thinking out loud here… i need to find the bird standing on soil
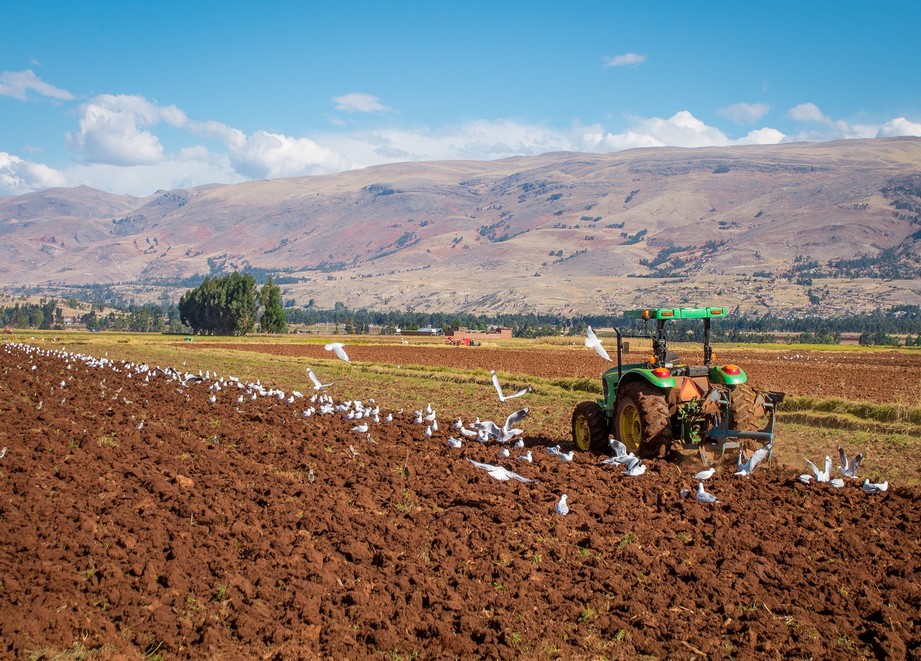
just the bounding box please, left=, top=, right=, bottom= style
left=556, top=494, right=569, bottom=515
left=696, top=482, right=720, bottom=503
left=804, top=455, right=832, bottom=483
left=324, top=342, right=350, bottom=363
left=584, top=326, right=612, bottom=362
left=693, top=467, right=716, bottom=480
left=861, top=479, right=888, bottom=494
left=491, top=370, right=532, bottom=403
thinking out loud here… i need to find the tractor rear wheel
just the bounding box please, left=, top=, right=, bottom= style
left=729, top=383, right=767, bottom=431
left=614, top=381, right=673, bottom=458
left=571, top=401, right=609, bottom=452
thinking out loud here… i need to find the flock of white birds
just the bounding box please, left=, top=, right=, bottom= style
left=1, top=336, right=891, bottom=516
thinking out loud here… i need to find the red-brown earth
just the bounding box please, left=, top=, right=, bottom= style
left=1, top=341, right=919, bottom=659
left=191, top=342, right=921, bottom=405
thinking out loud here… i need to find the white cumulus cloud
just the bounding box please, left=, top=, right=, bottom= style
left=602, top=52, right=647, bottom=68
left=0, top=69, right=73, bottom=101
left=717, top=102, right=769, bottom=125
left=589, top=111, right=734, bottom=150
left=333, top=93, right=392, bottom=113
left=68, top=94, right=187, bottom=166
left=228, top=130, right=350, bottom=179
left=0, top=151, right=70, bottom=195
left=737, top=127, right=786, bottom=145
left=877, top=117, right=921, bottom=137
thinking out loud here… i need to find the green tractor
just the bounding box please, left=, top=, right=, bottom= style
left=571, top=306, right=783, bottom=465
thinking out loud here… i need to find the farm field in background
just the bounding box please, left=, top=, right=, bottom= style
left=11, top=330, right=920, bottom=483
left=1, top=331, right=919, bottom=658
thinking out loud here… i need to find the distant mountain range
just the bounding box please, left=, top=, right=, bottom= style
left=2, top=137, right=920, bottom=316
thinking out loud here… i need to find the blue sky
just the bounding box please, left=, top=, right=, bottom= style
left=2, top=1, right=920, bottom=196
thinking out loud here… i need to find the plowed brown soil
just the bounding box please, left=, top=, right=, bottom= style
left=189, top=342, right=921, bottom=404
left=1, top=341, right=919, bottom=659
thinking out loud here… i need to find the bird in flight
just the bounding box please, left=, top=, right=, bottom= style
left=491, top=370, right=532, bottom=402
left=466, top=458, right=535, bottom=483
left=324, top=342, right=350, bottom=363
left=837, top=445, right=863, bottom=479
left=584, top=326, right=612, bottom=361
left=306, top=367, right=333, bottom=390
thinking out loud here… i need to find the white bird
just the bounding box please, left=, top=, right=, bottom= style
left=499, top=448, right=510, bottom=458
left=466, top=458, right=535, bottom=483
left=516, top=450, right=533, bottom=463
left=557, top=450, right=575, bottom=463
left=861, top=479, right=888, bottom=494
left=324, top=342, right=350, bottom=363
left=307, top=367, right=333, bottom=390
left=609, top=437, right=628, bottom=458
left=830, top=478, right=845, bottom=488
left=208, top=394, right=216, bottom=404
left=491, top=370, right=532, bottom=402
left=351, top=423, right=369, bottom=433
left=584, top=326, right=612, bottom=361
left=623, top=458, right=647, bottom=476
left=693, top=467, right=716, bottom=480
left=446, top=437, right=463, bottom=448
left=679, top=488, right=691, bottom=498
left=513, top=439, right=525, bottom=449
left=696, top=482, right=720, bottom=504
left=504, top=408, right=529, bottom=431
left=797, top=474, right=814, bottom=484
left=735, top=446, right=770, bottom=477
left=556, top=494, right=569, bottom=515
left=837, top=445, right=863, bottom=479
left=805, top=455, right=832, bottom=483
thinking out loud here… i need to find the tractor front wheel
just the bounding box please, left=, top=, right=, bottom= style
left=613, top=381, right=673, bottom=458
left=571, top=401, right=609, bottom=452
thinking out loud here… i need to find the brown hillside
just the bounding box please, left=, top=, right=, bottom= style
left=1, top=139, right=921, bottom=315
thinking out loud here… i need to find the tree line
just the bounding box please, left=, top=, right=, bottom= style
left=5, top=280, right=921, bottom=345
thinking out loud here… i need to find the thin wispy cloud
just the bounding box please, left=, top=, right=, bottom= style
left=332, top=93, right=393, bottom=113
left=602, top=52, right=647, bottom=68
left=717, top=102, right=769, bottom=125
left=0, top=69, right=73, bottom=101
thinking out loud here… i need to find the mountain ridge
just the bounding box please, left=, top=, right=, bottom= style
left=2, top=138, right=921, bottom=316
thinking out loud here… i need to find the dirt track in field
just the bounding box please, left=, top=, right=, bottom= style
left=189, top=342, right=921, bottom=405
left=1, top=341, right=919, bottom=659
